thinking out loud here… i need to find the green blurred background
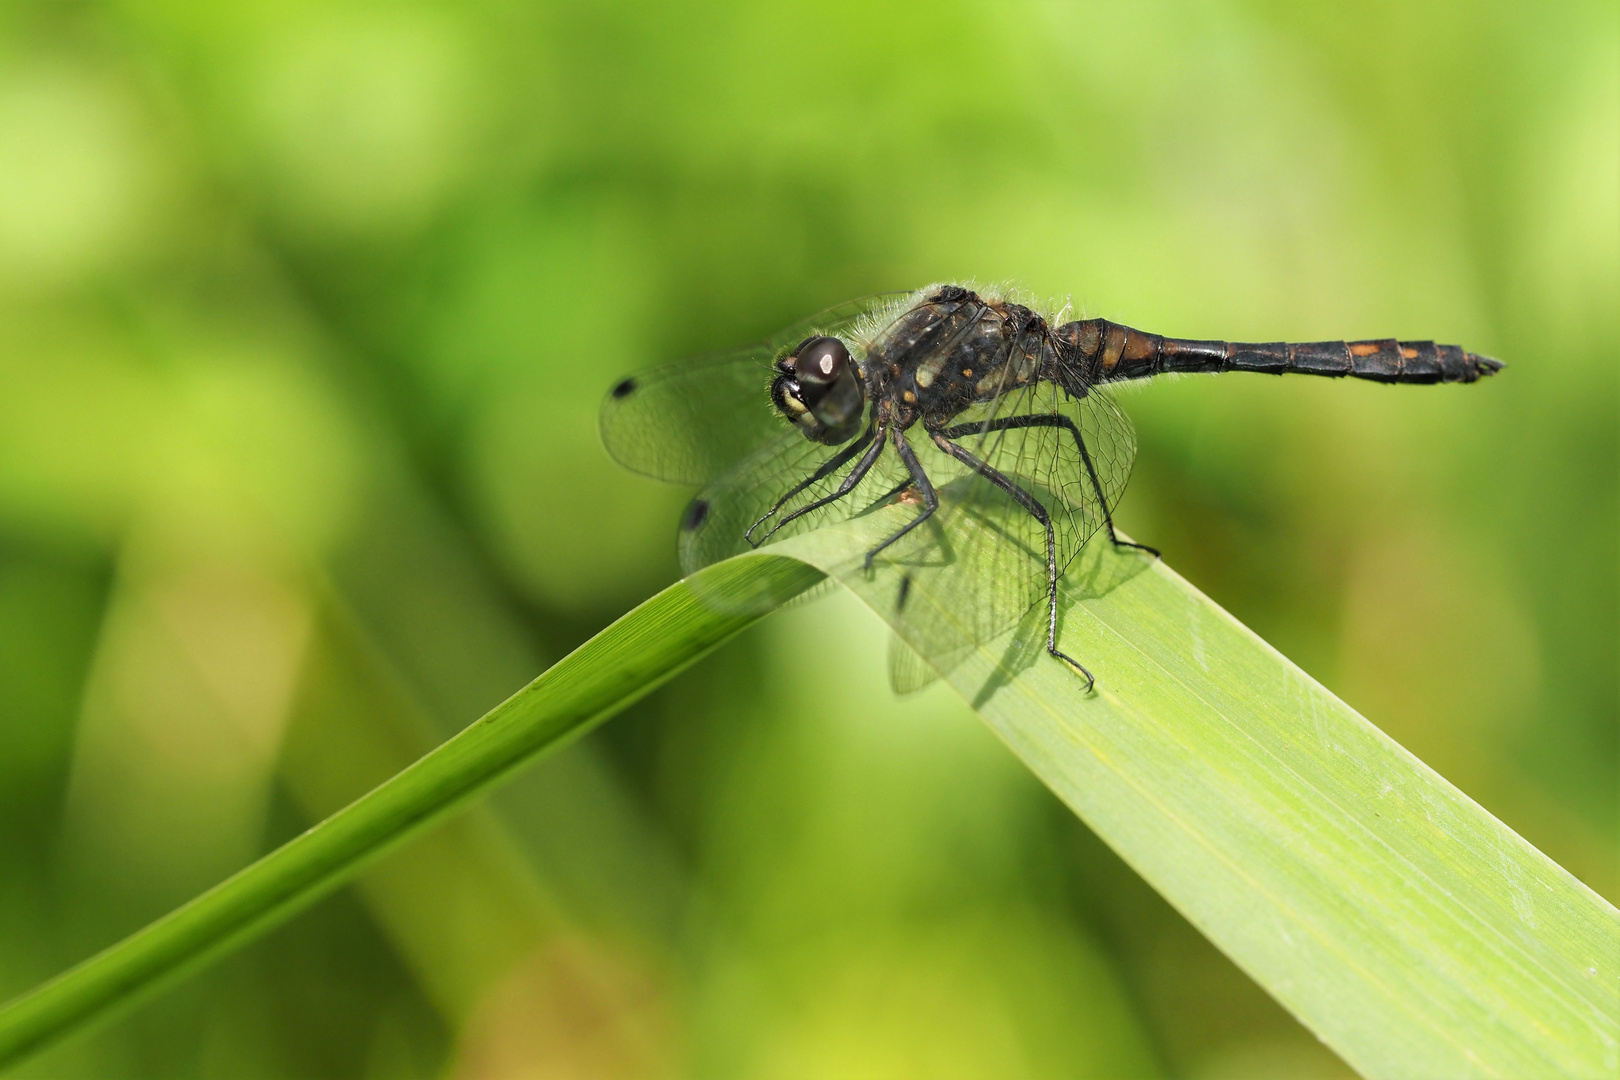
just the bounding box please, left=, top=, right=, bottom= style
left=0, top=1, right=1613, bottom=1077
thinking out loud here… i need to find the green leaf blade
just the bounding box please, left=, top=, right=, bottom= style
left=773, top=514, right=1619, bottom=1080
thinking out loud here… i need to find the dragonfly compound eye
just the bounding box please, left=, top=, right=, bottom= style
left=793, top=336, right=851, bottom=397
left=789, top=336, right=865, bottom=443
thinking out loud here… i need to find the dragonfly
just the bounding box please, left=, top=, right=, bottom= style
left=601, top=284, right=1502, bottom=690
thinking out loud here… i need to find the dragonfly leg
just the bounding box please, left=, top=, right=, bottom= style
left=753, top=423, right=888, bottom=546
left=939, top=413, right=1159, bottom=559
left=746, top=425, right=875, bottom=545
left=862, top=428, right=939, bottom=570
left=931, top=431, right=1096, bottom=692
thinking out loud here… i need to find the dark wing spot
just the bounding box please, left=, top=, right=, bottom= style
left=611, top=378, right=637, bottom=399
left=682, top=498, right=710, bottom=532
left=896, top=573, right=912, bottom=612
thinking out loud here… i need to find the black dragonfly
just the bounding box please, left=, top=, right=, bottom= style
left=601, top=285, right=1502, bottom=690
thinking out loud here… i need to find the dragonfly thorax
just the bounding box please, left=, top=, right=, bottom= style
left=861, top=288, right=1066, bottom=432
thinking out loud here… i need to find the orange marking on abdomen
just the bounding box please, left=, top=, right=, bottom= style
left=1123, top=329, right=1157, bottom=362
left=1100, top=324, right=1127, bottom=371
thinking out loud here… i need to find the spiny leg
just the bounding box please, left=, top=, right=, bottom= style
left=940, top=412, right=1159, bottom=558
left=862, top=428, right=939, bottom=570
left=931, top=431, right=1096, bottom=691
left=753, top=423, right=889, bottom=547
left=746, top=425, right=875, bottom=544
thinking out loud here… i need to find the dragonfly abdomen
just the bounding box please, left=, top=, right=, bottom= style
left=1055, top=319, right=1502, bottom=385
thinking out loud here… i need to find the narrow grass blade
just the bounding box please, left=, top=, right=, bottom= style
left=0, top=556, right=823, bottom=1069
left=774, top=510, right=1619, bottom=1080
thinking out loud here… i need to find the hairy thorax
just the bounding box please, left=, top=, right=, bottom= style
left=860, top=287, right=1066, bottom=432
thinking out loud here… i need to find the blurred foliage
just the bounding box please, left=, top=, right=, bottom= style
left=0, top=0, right=1612, bottom=1077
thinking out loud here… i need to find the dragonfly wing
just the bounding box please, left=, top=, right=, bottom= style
left=679, top=425, right=909, bottom=576
left=600, top=294, right=908, bottom=486
left=941, top=376, right=1137, bottom=573
left=600, top=344, right=780, bottom=486
left=886, top=630, right=942, bottom=695
left=868, top=372, right=1140, bottom=681
left=767, top=292, right=911, bottom=352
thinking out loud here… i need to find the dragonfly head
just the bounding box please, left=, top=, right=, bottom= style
left=771, top=335, right=866, bottom=444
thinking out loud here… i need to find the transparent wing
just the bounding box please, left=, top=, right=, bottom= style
left=868, top=368, right=1139, bottom=684
left=600, top=294, right=905, bottom=486
left=950, top=377, right=1137, bottom=576
left=769, top=293, right=910, bottom=354
left=678, top=424, right=910, bottom=576
left=887, top=631, right=942, bottom=695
